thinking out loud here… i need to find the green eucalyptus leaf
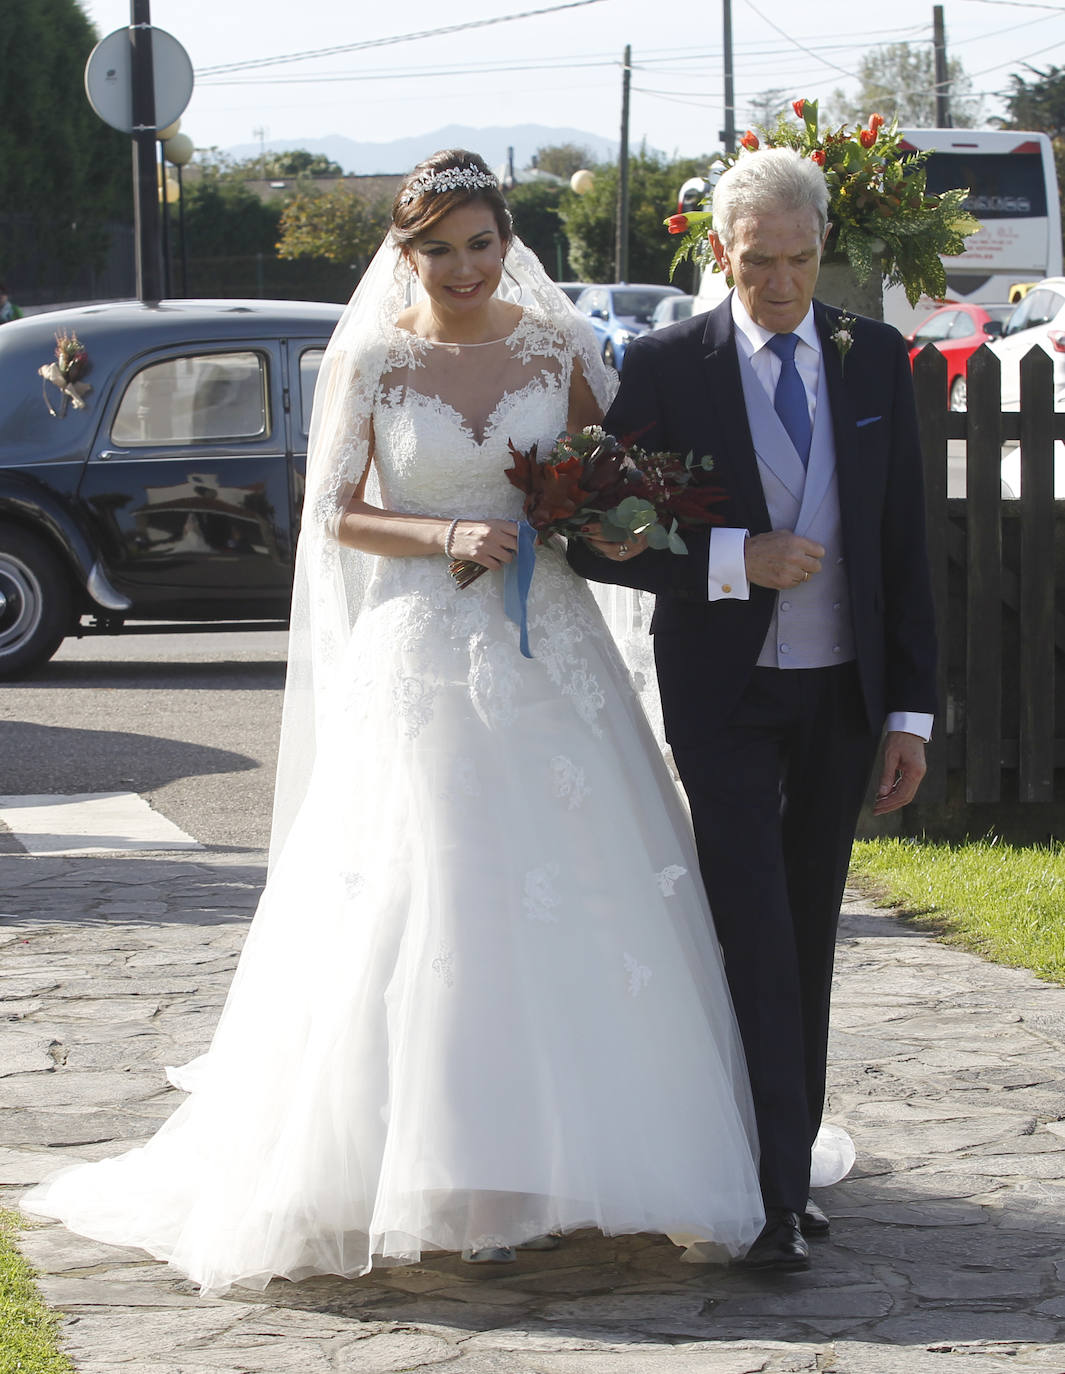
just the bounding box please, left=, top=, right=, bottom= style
left=668, top=529, right=688, bottom=555
left=645, top=523, right=669, bottom=550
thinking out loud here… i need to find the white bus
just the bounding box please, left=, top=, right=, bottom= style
left=885, top=128, right=1063, bottom=334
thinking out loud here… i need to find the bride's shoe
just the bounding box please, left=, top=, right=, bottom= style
left=517, top=1232, right=563, bottom=1251
left=461, top=1243, right=517, bottom=1263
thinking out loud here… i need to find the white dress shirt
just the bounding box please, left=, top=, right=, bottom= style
left=706, top=294, right=932, bottom=741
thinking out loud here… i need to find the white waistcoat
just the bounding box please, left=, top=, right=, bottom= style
left=735, top=343, right=856, bottom=670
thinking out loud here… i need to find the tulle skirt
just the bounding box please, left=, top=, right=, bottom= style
left=23, top=551, right=765, bottom=1293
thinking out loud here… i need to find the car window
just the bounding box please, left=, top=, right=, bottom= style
left=947, top=313, right=978, bottom=340
left=913, top=312, right=956, bottom=344
left=299, top=348, right=325, bottom=436
left=112, top=351, right=268, bottom=447
left=1003, top=295, right=1036, bottom=336
left=611, top=290, right=672, bottom=323
left=1028, top=290, right=1065, bottom=328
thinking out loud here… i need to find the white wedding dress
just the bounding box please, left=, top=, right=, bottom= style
left=23, top=310, right=764, bottom=1294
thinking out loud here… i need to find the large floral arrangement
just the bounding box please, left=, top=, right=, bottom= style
left=665, top=98, right=981, bottom=305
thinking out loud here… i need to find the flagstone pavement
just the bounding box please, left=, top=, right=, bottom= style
left=3, top=847, right=1065, bottom=1374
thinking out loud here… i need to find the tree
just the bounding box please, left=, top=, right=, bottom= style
left=507, top=182, right=570, bottom=279
left=832, top=43, right=983, bottom=129
left=560, top=150, right=709, bottom=285
left=277, top=186, right=390, bottom=266
left=534, top=144, right=596, bottom=179
left=746, top=89, right=792, bottom=134
left=1000, top=64, right=1065, bottom=255
left=0, top=0, right=130, bottom=292
left=192, top=148, right=343, bottom=183
left=1002, top=64, right=1065, bottom=139
left=267, top=150, right=344, bottom=178
left=182, top=181, right=282, bottom=259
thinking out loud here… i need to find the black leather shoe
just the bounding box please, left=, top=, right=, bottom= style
left=801, top=1199, right=830, bottom=1237
left=737, top=1209, right=810, bottom=1269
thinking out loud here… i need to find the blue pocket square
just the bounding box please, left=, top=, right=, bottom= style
left=856, top=416, right=882, bottom=428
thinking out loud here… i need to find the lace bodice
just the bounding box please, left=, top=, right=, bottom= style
left=372, top=310, right=573, bottom=519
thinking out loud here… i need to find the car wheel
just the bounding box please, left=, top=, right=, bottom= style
left=0, top=522, right=73, bottom=678
left=949, top=375, right=967, bottom=411
left=603, top=341, right=617, bottom=370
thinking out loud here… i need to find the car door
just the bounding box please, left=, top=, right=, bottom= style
left=286, top=338, right=330, bottom=543
left=76, top=340, right=295, bottom=616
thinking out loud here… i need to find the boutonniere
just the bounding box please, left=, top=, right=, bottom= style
left=830, top=312, right=857, bottom=373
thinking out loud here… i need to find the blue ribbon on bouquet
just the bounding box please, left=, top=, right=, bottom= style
left=502, top=519, right=537, bottom=659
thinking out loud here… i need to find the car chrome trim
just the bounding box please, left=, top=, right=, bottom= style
left=86, top=563, right=132, bottom=612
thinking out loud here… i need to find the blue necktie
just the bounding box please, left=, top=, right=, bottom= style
left=766, top=332, right=811, bottom=468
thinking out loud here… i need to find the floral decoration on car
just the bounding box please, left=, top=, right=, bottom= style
left=39, top=331, right=92, bottom=418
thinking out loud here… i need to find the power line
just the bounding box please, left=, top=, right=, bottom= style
left=962, top=0, right=1064, bottom=10
left=195, top=0, right=606, bottom=77
left=740, top=0, right=863, bottom=81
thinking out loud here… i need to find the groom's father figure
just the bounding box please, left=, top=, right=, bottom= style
left=569, top=147, right=937, bottom=1268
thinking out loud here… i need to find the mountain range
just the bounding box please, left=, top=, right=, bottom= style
left=225, top=124, right=618, bottom=175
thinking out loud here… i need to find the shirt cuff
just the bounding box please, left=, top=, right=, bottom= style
left=708, top=527, right=750, bottom=601
left=885, top=711, right=933, bottom=741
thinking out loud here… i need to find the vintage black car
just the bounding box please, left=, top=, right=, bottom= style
left=0, top=299, right=344, bottom=676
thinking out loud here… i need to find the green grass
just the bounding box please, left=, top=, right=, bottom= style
left=850, top=836, right=1065, bottom=985
left=0, top=1208, right=73, bottom=1374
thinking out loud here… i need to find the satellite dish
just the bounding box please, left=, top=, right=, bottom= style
left=85, top=27, right=194, bottom=136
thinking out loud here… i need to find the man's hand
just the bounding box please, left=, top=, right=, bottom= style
left=579, top=521, right=649, bottom=563
left=745, top=531, right=825, bottom=590
left=873, top=731, right=927, bottom=816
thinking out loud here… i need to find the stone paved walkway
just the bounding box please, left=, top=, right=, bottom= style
left=3, top=847, right=1065, bottom=1374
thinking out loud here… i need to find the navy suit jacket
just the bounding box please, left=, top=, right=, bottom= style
left=568, top=294, right=938, bottom=743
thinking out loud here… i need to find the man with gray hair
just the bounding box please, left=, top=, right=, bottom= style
left=569, top=146, right=936, bottom=1269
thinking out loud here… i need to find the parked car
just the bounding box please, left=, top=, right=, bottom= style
left=574, top=283, right=684, bottom=369
left=0, top=298, right=343, bottom=677
left=986, top=277, right=1065, bottom=496
left=906, top=301, right=1014, bottom=411
left=650, top=294, right=703, bottom=329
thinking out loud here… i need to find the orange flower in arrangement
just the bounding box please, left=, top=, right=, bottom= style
left=792, top=98, right=806, bottom=120
left=810, top=150, right=826, bottom=167
left=666, top=213, right=690, bottom=235
left=740, top=130, right=759, bottom=151
left=870, top=112, right=885, bottom=132
left=859, top=128, right=877, bottom=149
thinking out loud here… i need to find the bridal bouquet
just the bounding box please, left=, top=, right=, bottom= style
left=447, top=425, right=725, bottom=589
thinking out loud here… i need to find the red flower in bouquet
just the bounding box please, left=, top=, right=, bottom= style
left=666, top=213, right=690, bottom=235
left=740, top=130, right=759, bottom=151
left=447, top=427, right=725, bottom=589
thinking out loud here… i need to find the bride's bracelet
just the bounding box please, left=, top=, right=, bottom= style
left=443, top=517, right=461, bottom=559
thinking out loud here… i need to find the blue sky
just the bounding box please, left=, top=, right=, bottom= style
left=80, top=0, right=1065, bottom=161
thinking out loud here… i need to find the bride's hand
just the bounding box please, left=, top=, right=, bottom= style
left=448, top=519, right=519, bottom=571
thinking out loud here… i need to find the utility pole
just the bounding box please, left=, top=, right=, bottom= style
left=720, top=0, right=736, bottom=154
left=933, top=4, right=951, bottom=128
left=616, top=44, right=631, bottom=284
left=130, top=0, right=163, bottom=302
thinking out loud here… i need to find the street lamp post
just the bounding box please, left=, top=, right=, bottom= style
left=164, top=131, right=194, bottom=297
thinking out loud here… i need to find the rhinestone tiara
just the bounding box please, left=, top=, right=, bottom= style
left=398, top=166, right=499, bottom=205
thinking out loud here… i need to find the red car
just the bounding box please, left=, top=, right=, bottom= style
left=906, top=301, right=1015, bottom=410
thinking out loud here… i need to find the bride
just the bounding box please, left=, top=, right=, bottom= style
left=23, top=150, right=765, bottom=1294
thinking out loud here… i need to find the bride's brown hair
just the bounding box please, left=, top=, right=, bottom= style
left=391, top=149, right=512, bottom=249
